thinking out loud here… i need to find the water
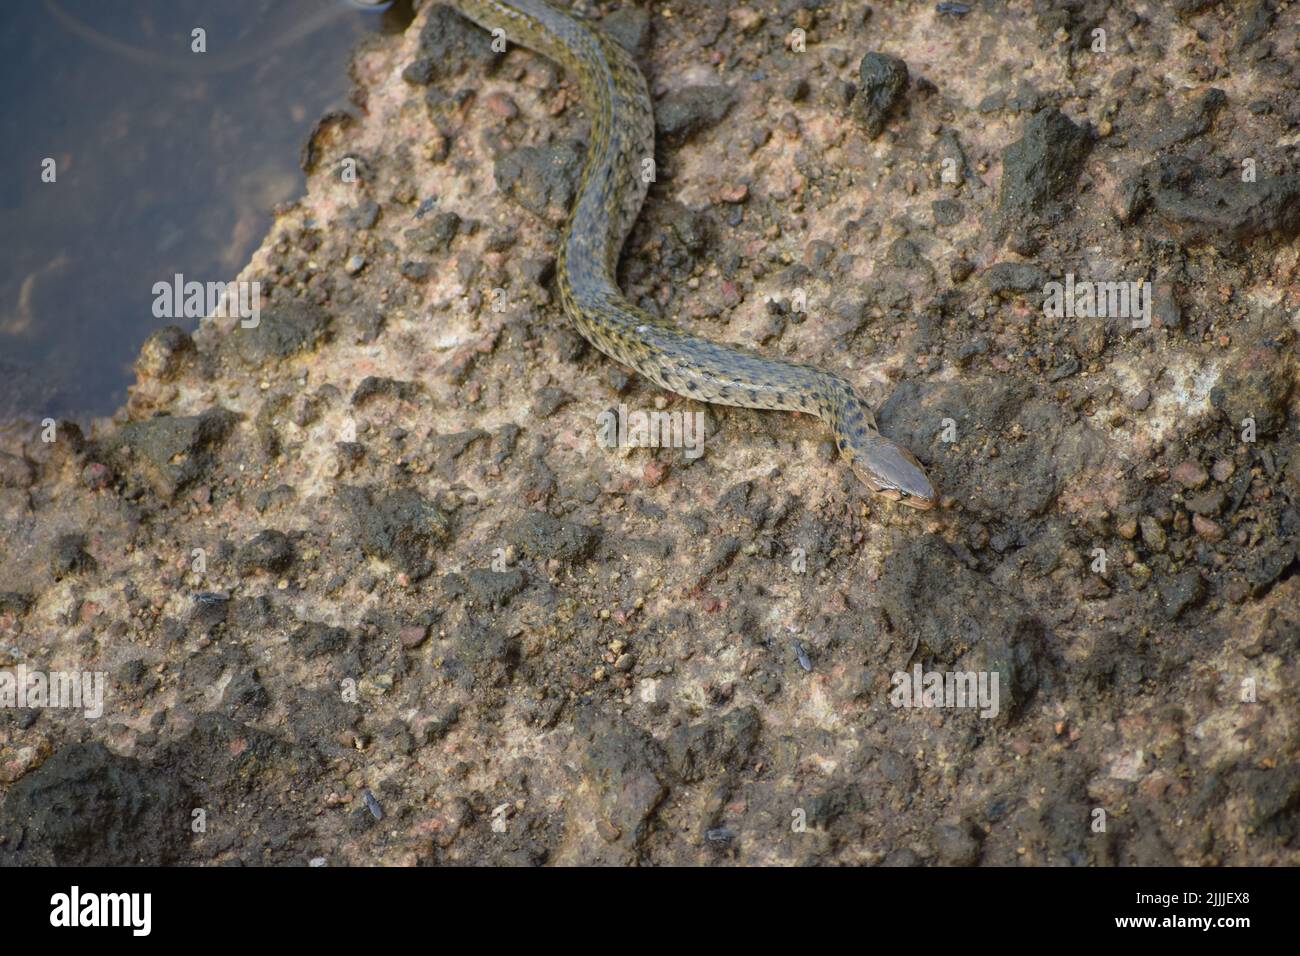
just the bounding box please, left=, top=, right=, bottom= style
left=0, top=0, right=413, bottom=423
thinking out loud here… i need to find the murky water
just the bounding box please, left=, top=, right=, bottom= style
left=0, top=0, right=412, bottom=422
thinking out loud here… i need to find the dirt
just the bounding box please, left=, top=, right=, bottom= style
left=1, top=0, right=1298, bottom=866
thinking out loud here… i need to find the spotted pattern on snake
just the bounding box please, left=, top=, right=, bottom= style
left=447, top=0, right=938, bottom=509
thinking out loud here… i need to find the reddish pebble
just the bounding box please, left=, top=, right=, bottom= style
left=484, top=92, right=519, bottom=119
left=643, top=459, right=669, bottom=486
left=1171, top=459, right=1208, bottom=489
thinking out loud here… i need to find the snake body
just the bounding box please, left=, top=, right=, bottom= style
left=448, top=0, right=937, bottom=509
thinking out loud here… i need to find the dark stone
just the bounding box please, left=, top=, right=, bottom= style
left=106, top=407, right=238, bottom=501
left=494, top=140, right=586, bottom=224
left=51, top=534, right=96, bottom=579
left=984, top=262, right=1047, bottom=296
left=998, top=108, right=1092, bottom=220
left=512, top=512, right=599, bottom=564
left=442, top=568, right=527, bottom=609
left=339, top=486, right=451, bottom=580
left=878, top=535, right=1045, bottom=722
left=0, top=742, right=193, bottom=865
left=351, top=376, right=422, bottom=406
left=932, top=198, right=964, bottom=225
left=1123, top=156, right=1300, bottom=250
left=235, top=530, right=295, bottom=577
left=1157, top=570, right=1206, bottom=619
left=663, top=706, right=761, bottom=783
left=290, top=621, right=352, bottom=659
left=655, top=85, right=737, bottom=140
left=233, top=300, right=331, bottom=367
left=853, top=52, right=909, bottom=139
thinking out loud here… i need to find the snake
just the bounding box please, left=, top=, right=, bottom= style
left=447, top=0, right=938, bottom=509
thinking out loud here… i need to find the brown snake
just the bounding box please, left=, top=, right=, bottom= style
left=449, top=0, right=938, bottom=509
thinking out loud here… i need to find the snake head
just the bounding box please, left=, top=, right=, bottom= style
left=843, top=431, right=938, bottom=510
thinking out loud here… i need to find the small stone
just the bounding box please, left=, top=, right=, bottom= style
left=345, top=255, right=366, bottom=275
left=1139, top=516, right=1166, bottom=552
left=1127, top=388, right=1151, bottom=411
left=1116, top=517, right=1138, bottom=540
left=1192, top=514, right=1224, bottom=543
left=1171, top=459, right=1209, bottom=489
left=1211, top=459, right=1235, bottom=483
left=643, top=460, right=669, bottom=487
left=1184, top=489, right=1226, bottom=516
left=399, top=625, right=430, bottom=649
left=484, top=92, right=519, bottom=119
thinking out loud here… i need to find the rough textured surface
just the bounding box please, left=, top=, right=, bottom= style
left=1, top=1, right=1298, bottom=866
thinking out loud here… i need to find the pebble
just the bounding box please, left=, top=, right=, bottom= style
left=1192, top=514, right=1224, bottom=543
left=1171, top=459, right=1209, bottom=489
left=1139, top=516, right=1166, bottom=552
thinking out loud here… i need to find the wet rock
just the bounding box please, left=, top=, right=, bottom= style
left=106, top=407, right=238, bottom=502
left=998, top=108, right=1091, bottom=220
left=299, top=110, right=354, bottom=173
left=852, top=52, right=909, bottom=139
left=235, top=529, right=295, bottom=576
left=233, top=300, right=331, bottom=367
left=0, top=742, right=193, bottom=865
left=494, top=140, right=586, bottom=225
left=512, top=512, right=598, bottom=564
left=1209, top=334, right=1294, bottom=437
left=655, top=85, right=736, bottom=141
left=1123, top=157, right=1300, bottom=249
left=339, top=486, right=451, bottom=580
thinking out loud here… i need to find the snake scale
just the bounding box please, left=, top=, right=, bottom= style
left=448, top=0, right=938, bottom=509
